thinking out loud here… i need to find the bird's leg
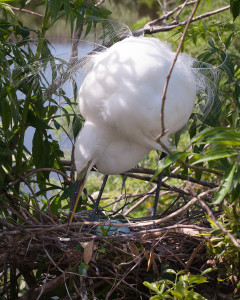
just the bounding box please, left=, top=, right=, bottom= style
left=90, top=175, right=109, bottom=221
left=68, top=177, right=86, bottom=224
left=152, top=152, right=167, bottom=219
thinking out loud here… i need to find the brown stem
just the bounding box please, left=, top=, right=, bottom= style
left=156, top=0, right=200, bottom=142
left=10, top=6, right=44, bottom=17
left=133, top=5, right=230, bottom=35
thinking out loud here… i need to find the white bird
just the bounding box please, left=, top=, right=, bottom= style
left=69, top=36, right=197, bottom=223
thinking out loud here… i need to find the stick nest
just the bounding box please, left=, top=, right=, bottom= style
left=1, top=178, right=219, bottom=300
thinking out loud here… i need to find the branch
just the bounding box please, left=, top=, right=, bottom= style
left=128, top=167, right=218, bottom=188
left=18, top=273, right=70, bottom=300
left=10, top=6, right=44, bottom=17
left=17, top=187, right=216, bottom=231
left=147, top=0, right=197, bottom=27
left=133, top=5, right=230, bottom=35
left=196, top=195, right=240, bottom=248
left=95, top=0, right=105, bottom=6
left=156, top=0, right=200, bottom=142
left=9, top=168, right=71, bottom=187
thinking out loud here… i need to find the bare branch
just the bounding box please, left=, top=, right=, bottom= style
left=19, top=273, right=70, bottom=300
left=156, top=0, right=200, bottom=142
left=95, top=0, right=105, bottom=7
left=133, top=5, right=230, bottom=35
left=10, top=6, right=44, bottom=17
left=146, top=0, right=196, bottom=27
left=157, top=0, right=168, bottom=13
left=196, top=195, right=240, bottom=248
left=9, top=168, right=71, bottom=186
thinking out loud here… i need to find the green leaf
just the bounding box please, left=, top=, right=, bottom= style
left=214, top=162, right=237, bottom=204
left=78, top=261, right=89, bottom=276
left=200, top=268, right=214, bottom=276
left=230, top=0, right=240, bottom=20
left=183, top=275, right=208, bottom=285
left=153, top=152, right=188, bottom=180
left=1, top=98, right=11, bottom=132
left=59, top=183, right=76, bottom=202
left=49, top=0, right=62, bottom=22
left=27, top=110, right=52, bottom=130
left=192, top=150, right=238, bottom=165
left=190, top=127, right=226, bottom=144
left=165, top=269, right=177, bottom=275
left=63, top=0, right=71, bottom=23
left=175, top=280, right=185, bottom=296
left=191, top=128, right=240, bottom=146
left=0, top=2, right=14, bottom=17
left=170, top=290, right=183, bottom=299
left=32, top=129, right=44, bottom=168
left=72, top=115, right=82, bottom=140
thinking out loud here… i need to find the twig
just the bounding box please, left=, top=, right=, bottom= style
left=18, top=273, right=69, bottom=300
left=123, top=186, right=157, bottom=216
left=106, top=253, right=145, bottom=299
left=124, top=172, right=191, bottom=197
left=158, top=0, right=168, bottom=13
left=10, top=6, right=44, bottom=17
left=128, top=167, right=218, bottom=188
left=156, top=0, right=200, bottom=142
left=175, top=0, right=189, bottom=20
left=133, top=5, right=230, bottom=35
left=196, top=196, right=240, bottom=248
left=20, top=176, right=43, bottom=222
left=149, top=0, right=196, bottom=26
left=95, top=0, right=105, bottom=6
left=9, top=168, right=71, bottom=186
left=3, top=191, right=56, bottom=225
left=185, top=240, right=205, bottom=271
left=20, top=187, right=216, bottom=230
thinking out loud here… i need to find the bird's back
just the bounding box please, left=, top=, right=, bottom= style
left=79, top=36, right=196, bottom=150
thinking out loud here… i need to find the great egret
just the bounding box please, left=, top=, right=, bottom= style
left=69, top=35, right=198, bottom=224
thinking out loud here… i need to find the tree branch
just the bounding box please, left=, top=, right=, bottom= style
left=10, top=6, right=44, bottom=17
left=156, top=0, right=200, bottom=142
left=18, top=273, right=70, bottom=300
left=133, top=5, right=230, bottom=35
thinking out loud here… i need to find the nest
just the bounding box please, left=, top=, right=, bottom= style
left=1, top=166, right=230, bottom=299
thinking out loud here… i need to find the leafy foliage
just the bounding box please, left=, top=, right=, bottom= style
left=0, top=0, right=240, bottom=299
left=144, top=269, right=208, bottom=300
left=230, top=0, right=240, bottom=20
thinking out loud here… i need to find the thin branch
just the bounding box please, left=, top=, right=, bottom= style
left=157, top=0, right=168, bottom=13
left=17, top=187, right=216, bottom=231
left=133, top=5, right=230, bottom=35
left=19, top=273, right=69, bottom=300
left=10, top=6, right=44, bottom=17
left=128, top=168, right=218, bottom=188
left=95, top=0, right=106, bottom=6
left=123, top=186, right=157, bottom=216
left=20, top=176, right=43, bottom=222
left=175, top=0, right=189, bottom=20
left=196, top=195, right=240, bottom=248
left=185, top=240, right=205, bottom=271
left=147, top=0, right=196, bottom=27
left=9, top=168, right=71, bottom=186
left=156, top=0, right=200, bottom=142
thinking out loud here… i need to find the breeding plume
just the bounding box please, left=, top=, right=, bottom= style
left=69, top=35, right=197, bottom=222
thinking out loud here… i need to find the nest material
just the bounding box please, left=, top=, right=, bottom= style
left=1, top=166, right=230, bottom=299
left=0, top=201, right=212, bottom=299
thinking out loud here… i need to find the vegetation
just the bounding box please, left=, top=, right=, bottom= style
left=0, top=0, right=240, bottom=299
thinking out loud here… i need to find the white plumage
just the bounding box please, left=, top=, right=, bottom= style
left=74, top=36, right=196, bottom=177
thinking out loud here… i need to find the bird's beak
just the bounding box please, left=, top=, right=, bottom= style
left=68, top=160, right=92, bottom=225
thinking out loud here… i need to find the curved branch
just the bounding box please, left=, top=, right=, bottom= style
left=9, top=168, right=71, bottom=187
